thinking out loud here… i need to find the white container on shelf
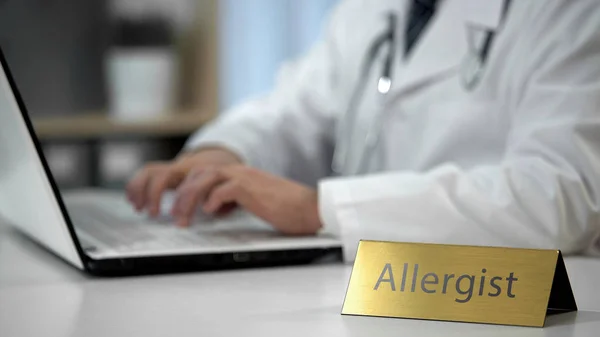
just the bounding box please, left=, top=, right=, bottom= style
left=106, top=48, right=177, bottom=122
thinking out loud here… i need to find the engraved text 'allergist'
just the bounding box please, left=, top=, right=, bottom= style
left=373, top=263, right=518, bottom=303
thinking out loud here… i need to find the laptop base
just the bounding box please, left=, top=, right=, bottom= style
left=84, top=247, right=343, bottom=276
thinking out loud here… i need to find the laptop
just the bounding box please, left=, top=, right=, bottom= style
left=0, top=48, right=343, bottom=276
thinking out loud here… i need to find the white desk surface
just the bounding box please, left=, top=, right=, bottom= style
left=1, top=222, right=600, bottom=337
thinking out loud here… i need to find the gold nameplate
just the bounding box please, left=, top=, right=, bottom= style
left=341, top=241, right=577, bottom=327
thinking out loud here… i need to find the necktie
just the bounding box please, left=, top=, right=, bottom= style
left=404, top=0, right=439, bottom=56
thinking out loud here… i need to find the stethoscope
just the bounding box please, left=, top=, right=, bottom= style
left=332, top=0, right=512, bottom=175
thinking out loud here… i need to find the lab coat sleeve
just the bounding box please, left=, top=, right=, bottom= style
left=183, top=0, right=360, bottom=187
left=320, top=2, right=600, bottom=262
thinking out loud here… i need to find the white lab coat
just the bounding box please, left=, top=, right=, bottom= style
left=186, top=0, right=600, bottom=262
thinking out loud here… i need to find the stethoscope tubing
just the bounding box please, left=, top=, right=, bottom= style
left=332, top=0, right=512, bottom=175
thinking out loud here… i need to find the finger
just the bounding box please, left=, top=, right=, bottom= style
left=126, top=169, right=151, bottom=211
left=147, top=172, right=181, bottom=217
left=203, top=181, right=239, bottom=215
left=181, top=166, right=206, bottom=184
left=171, top=171, right=227, bottom=226
left=173, top=170, right=219, bottom=216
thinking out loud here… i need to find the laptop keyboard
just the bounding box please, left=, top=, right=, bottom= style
left=67, top=201, right=246, bottom=251
left=59, top=191, right=341, bottom=258
left=69, top=206, right=158, bottom=248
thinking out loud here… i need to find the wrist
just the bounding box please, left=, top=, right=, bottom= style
left=178, top=146, right=231, bottom=161
left=177, top=146, right=242, bottom=166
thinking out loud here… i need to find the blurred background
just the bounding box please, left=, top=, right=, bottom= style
left=0, top=0, right=338, bottom=190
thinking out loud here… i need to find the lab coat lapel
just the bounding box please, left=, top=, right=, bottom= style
left=390, top=0, right=504, bottom=97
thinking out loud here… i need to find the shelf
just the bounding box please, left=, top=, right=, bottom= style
left=32, top=111, right=215, bottom=140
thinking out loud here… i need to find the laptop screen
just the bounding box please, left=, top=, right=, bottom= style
left=0, top=48, right=85, bottom=269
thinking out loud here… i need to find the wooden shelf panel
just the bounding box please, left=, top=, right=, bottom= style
left=32, top=112, right=215, bottom=140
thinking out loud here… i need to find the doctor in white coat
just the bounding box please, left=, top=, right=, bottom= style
left=127, top=0, right=600, bottom=262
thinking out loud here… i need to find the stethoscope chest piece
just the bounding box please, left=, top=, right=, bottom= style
left=460, top=52, right=483, bottom=91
